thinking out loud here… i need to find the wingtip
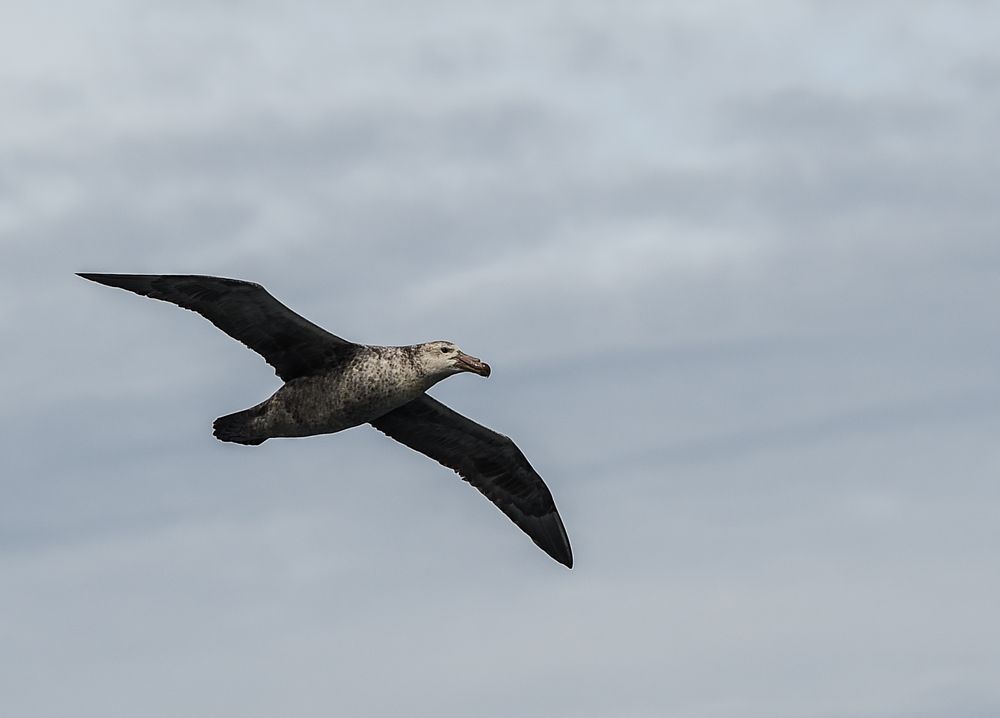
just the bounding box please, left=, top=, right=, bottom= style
left=550, top=544, right=574, bottom=569
left=77, top=272, right=115, bottom=285
left=534, top=514, right=573, bottom=568
left=76, top=273, right=159, bottom=296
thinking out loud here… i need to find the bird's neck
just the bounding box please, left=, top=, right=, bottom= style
left=366, top=345, right=442, bottom=394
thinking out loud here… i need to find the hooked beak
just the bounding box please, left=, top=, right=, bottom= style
left=455, top=352, right=491, bottom=377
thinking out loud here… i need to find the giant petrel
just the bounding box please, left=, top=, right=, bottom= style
left=78, top=273, right=573, bottom=567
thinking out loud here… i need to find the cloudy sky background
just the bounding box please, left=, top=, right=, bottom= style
left=3, top=1, right=1000, bottom=716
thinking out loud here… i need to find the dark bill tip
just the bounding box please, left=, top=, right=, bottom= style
left=456, top=353, right=491, bottom=377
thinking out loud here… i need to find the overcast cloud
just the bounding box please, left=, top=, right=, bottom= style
left=3, top=2, right=1000, bottom=717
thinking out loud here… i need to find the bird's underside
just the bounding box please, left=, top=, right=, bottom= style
left=78, top=273, right=573, bottom=568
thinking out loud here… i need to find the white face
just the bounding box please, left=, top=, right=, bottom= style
left=417, top=340, right=463, bottom=377
left=415, top=341, right=491, bottom=379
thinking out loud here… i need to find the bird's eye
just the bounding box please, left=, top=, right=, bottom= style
left=440, top=347, right=450, bottom=353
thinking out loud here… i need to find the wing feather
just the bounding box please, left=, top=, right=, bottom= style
left=79, top=273, right=357, bottom=380
left=371, top=394, right=573, bottom=567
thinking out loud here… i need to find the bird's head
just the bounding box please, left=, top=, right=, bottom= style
left=415, top=341, right=491, bottom=379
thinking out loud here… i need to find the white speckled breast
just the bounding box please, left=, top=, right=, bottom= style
left=249, top=345, right=437, bottom=439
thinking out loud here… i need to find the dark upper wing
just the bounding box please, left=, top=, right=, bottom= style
left=371, top=394, right=573, bottom=568
left=78, top=273, right=358, bottom=381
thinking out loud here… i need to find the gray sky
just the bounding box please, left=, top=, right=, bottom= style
left=3, top=1, right=1000, bottom=716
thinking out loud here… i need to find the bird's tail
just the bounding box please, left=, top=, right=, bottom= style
left=213, top=404, right=268, bottom=445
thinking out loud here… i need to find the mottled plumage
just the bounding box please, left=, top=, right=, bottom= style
left=78, top=273, right=573, bottom=567
left=214, top=345, right=446, bottom=444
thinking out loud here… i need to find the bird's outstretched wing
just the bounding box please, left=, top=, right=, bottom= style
left=78, top=273, right=359, bottom=381
left=371, top=394, right=573, bottom=567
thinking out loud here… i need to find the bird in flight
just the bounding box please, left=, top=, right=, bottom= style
left=78, top=273, right=572, bottom=567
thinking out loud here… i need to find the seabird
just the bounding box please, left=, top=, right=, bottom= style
left=78, top=273, right=573, bottom=567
